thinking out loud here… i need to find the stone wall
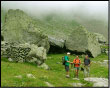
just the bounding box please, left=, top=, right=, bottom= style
left=1, top=41, right=47, bottom=65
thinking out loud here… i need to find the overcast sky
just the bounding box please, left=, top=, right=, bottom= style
left=1, top=1, right=108, bottom=21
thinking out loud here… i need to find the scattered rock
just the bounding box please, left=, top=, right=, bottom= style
left=103, top=60, right=108, bottom=62
left=72, top=78, right=80, bottom=80
left=38, top=63, right=49, bottom=70
left=8, top=58, right=13, bottom=62
left=84, top=77, right=108, bottom=87
left=105, top=50, right=108, bottom=55
left=92, top=61, right=96, bottom=63
left=15, top=75, right=22, bottom=79
left=93, top=82, right=108, bottom=87
left=45, top=82, right=54, bottom=87
left=99, top=60, right=108, bottom=67
left=94, top=33, right=107, bottom=44
left=27, top=74, right=36, bottom=79
left=92, top=60, right=108, bottom=67
left=48, top=57, right=52, bottom=59
left=68, top=83, right=83, bottom=87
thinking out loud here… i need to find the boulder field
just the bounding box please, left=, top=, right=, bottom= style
left=1, top=9, right=107, bottom=61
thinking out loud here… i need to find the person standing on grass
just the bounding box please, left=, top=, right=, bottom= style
left=71, top=56, right=81, bottom=78
left=64, top=52, right=71, bottom=78
left=84, top=55, right=91, bottom=77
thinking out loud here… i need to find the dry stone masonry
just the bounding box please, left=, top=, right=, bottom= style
left=1, top=41, right=47, bottom=65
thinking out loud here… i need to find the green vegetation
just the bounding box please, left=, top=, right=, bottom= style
left=90, top=53, right=108, bottom=62
left=1, top=53, right=108, bottom=87
left=101, top=44, right=108, bottom=50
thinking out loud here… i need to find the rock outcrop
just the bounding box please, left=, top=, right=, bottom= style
left=84, top=77, right=108, bottom=87
left=65, top=26, right=101, bottom=57
left=94, top=33, right=107, bottom=44
left=1, top=9, right=50, bottom=52
left=48, top=36, right=65, bottom=48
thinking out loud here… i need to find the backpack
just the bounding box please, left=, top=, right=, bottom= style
left=62, top=56, right=65, bottom=65
left=74, top=59, right=81, bottom=67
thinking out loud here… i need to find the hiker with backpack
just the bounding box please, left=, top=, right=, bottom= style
left=84, top=55, right=91, bottom=77
left=71, top=56, right=81, bottom=78
left=62, top=52, right=71, bottom=78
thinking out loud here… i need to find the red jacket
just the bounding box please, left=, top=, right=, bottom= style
left=73, top=59, right=81, bottom=67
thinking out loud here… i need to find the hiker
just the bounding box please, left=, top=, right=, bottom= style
left=84, top=55, right=91, bottom=77
left=71, top=56, right=81, bottom=78
left=64, top=52, right=71, bottom=78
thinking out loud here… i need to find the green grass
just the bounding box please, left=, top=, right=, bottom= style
left=90, top=53, right=108, bottom=62
left=1, top=53, right=108, bottom=87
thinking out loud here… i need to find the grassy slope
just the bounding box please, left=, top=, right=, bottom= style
left=1, top=9, right=108, bottom=87
left=1, top=53, right=108, bottom=87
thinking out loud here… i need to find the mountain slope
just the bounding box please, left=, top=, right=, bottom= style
left=32, top=13, right=80, bottom=40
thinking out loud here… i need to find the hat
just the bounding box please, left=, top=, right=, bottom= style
left=67, top=52, right=70, bottom=55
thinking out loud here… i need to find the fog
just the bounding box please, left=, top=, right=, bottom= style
left=1, top=1, right=108, bottom=39
left=1, top=1, right=108, bottom=21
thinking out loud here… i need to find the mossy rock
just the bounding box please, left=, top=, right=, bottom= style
left=2, top=9, right=50, bottom=52
left=65, top=26, right=101, bottom=57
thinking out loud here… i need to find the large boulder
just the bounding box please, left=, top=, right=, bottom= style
left=1, top=41, right=47, bottom=65
left=1, top=9, right=50, bottom=52
left=65, top=26, right=101, bottom=57
left=27, top=44, right=47, bottom=65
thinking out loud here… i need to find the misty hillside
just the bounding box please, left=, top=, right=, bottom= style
left=1, top=9, right=81, bottom=41
left=32, top=13, right=80, bottom=40
left=1, top=8, right=108, bottom=41
left=73, top=16, right=108, bottom=39
left=33, top=13, right=108, bottom=40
